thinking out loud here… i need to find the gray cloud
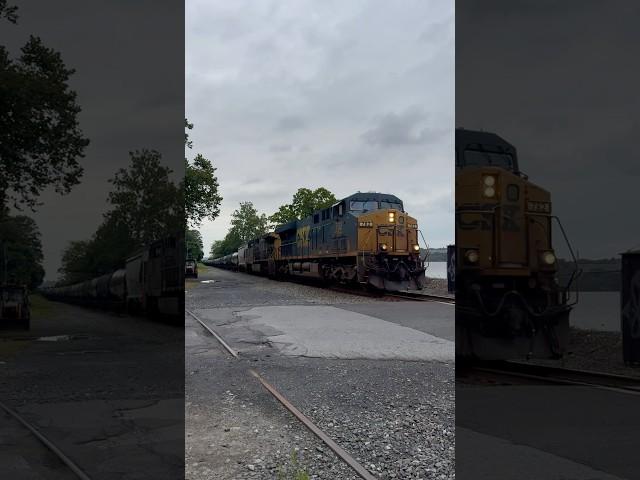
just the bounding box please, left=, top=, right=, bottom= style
left=187, top=0, right=454, bottom=251
left=6, top=0, right=183, bottom=280
left=268, top=144, right=293, bottom=153
left=276, top=116, right=307, bottom=131
left=362, top=108, right=448, bottom=147
left=457, top=0, right=640, bottom=257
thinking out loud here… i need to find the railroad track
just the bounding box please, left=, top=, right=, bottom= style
left=186, top=308, right=379, bottom=480
left=384, top=291, right=455, bottom=304
left=325, top=285, right=455, bottom=304
left=466, top=360, right=640, bottom=395
left=0, top=400, right=92, bottom=479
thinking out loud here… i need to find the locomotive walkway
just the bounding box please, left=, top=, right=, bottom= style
left=186, top=265, right=455, bottom=479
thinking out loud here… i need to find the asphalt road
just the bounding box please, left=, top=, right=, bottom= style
left=186, top=266, right=455, bottom=480
left=457, top=381, right=640, bottom=480
left=0, top=295, right=184, bottom=479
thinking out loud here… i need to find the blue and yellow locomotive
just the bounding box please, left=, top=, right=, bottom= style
left=230, top=192, right=427, bottom=292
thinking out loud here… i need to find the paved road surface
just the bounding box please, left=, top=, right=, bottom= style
left=0, top=296, right=184, bottom=479
left=186, top=265, right=455, bottom=480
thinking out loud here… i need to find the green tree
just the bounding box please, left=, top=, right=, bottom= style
left=0, top=1, right=18, bottom=23
left=186, top=229, right=204, bottom=261
left=269, top=188, right=337, bottom=226
left=209, top=202, right=269, bottom=257
left=0, top=26, right=89, bottom=211
left=57, top=240, right=92, bottom=285
left=57, top=151, right=182, bottom=283
left=108, top=149, right=183, bottom=246
left=0, top=210, right=45, bottom=288
left=210, top=229, right=242, bottom=258
left=185, top=119, right=222, bottom=227
left=231, top=201, right=269, bottom=243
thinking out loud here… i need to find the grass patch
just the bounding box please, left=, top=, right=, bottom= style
left=28, top=293, right=53, bottom=316
left=277, top=450, right=311, bottom=480
left=0, top=339, right=30, bottom=358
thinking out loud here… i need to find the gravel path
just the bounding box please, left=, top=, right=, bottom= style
left=531, top=327, right=640, bottom=378
left=186, top=266, right=455, bottom=479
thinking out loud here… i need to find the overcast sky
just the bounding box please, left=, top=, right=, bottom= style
left=457, top=0, right=640, bottom=259
left=186, top=0, right=454, bottom=255
left=5, top=1, right=183, bottom=280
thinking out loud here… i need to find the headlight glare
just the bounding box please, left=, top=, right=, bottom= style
left=483, top=175, right=496, bottom=187
left=483, top=187, right=496, bottom=198
left=465, top=249, right=479, bottom=264
left=541, top=251, right=556, bottom=265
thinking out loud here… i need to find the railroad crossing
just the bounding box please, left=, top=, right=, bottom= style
left=186, top=264, right=455, bottom=479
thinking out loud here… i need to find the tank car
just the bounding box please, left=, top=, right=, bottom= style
left=42, top=234, right=183, bottom=319
left=455, top=128, right=579, bottom=359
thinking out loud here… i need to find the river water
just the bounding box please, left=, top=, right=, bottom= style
left=570, top=291, right=620, bottom=332
left=426, top=261, right=448, bottom=279
left=423, top=263, right=620, bottom=332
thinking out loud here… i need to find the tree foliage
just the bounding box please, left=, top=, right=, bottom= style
left=210, top=229, right=242, bottom=258
left=0, top=1, right=18, bottom=23
left=269, top=188, right=337, bottom=226
left=108, top=149, right=183, bottom=246
left=0, top=210, right=45, bottom=288
left=186, top=229, right=204, bottom=261
left=210, top=202, right=269, bottom=257
left=185, top=119, right=222, bottom=227
left=58, top=151, right=182, bottom=284
left=231, top=202, right=269, bottom=243
left=0, top=33, right=89, bottom=210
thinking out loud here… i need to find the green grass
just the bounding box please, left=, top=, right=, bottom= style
left=276, top=450, right=311, bottom=480
left=28, top=293, right=53, bottom=316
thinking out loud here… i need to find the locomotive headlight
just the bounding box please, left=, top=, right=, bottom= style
left=541, top=251, right=556, bottom=265
left=465, top=249, right=479, bottom=264
left=380, top=243, right=388, bottom=251
left=483, top=186, right=496, bottom=198
left=388, top=212, right=395, bottom=222
left=483, top=175, right=496, bottom=187
left=412, top=244, right=420, bottom=252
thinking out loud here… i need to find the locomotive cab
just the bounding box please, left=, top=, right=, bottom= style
left=456, top=128, right=577, bottom=359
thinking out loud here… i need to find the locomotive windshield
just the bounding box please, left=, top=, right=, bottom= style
left=350, top=200, right=378, bottom=212
left=380, top=201, right=403, bottom=211
left=463, top=150, right=514, bottom=170
left=349, top=200, right=404, bottom=212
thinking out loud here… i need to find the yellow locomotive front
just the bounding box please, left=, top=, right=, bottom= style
left=352, top=200, right=424, bottom=290
left=456, top=129, right=577, bottom=359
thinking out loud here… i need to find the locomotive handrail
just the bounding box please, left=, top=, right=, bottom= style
left=550, top=215, right=581, bottom=307
left=417, top=229, right=430, bottom=267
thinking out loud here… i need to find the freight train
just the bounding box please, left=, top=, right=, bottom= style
left=209, top=192, right=427, bottom=292
left=455, top=129, right=579, bottom=359
left=41, top=235, right=184, bottom=318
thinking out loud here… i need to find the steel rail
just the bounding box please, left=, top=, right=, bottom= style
left=187, top=308, right=378, bottom=479
left=186, top=308, right=238, bottom=358
left=473, top=361, right=640, bottom=396
left=249, top=369, right=378, bottom=480
left=385, top=292, right=455, bottom=304
left=0, top=400, right=92, bottom=480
